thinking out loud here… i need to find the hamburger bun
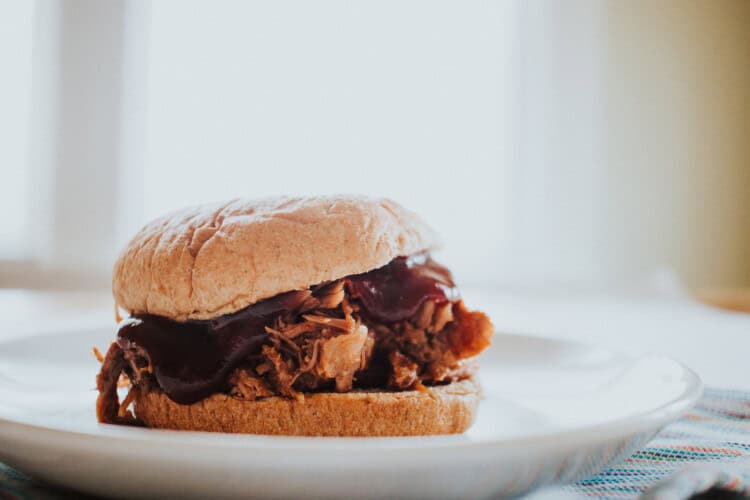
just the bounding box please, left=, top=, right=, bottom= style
left=113, top=196, right=439, bottom=321
left=133, top=378, right=480, bottom=436
left=98, top=195, right=491, bottom=437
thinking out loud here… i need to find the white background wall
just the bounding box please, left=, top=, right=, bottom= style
left=144, top=0, right=516, bottom=286
left=0, top=1, right=34, bottom=258
left=1, top=0, right=749, bottom=291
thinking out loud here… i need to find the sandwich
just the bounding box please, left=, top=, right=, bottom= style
left=96, top=195, right=494, bottom=436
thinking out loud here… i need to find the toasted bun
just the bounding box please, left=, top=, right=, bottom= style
left=114, top=196, right=439, bottom=321
left=133, top=379, right=480, bottom=436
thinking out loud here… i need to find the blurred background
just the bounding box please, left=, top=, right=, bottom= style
left=1, top=0, right=749, bottom=299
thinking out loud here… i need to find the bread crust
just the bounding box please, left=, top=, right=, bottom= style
left=113, top=196, right=439, bottom=321
left=133, top=379, right=480, bottom=436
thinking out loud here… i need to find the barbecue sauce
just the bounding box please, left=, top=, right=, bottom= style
left=117, top=254, right=457, bottom=404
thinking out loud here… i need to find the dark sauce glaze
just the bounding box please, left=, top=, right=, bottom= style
left=346, top=254, right=457, bottom=323
left=117, top=254, right=458, bottom=404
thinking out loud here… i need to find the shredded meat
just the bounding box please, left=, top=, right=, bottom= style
left=96, top=277, right=493, bottom=422
left=316, top=324, right=373, bottom=391
left=96, top=343, right=139, bottom=425
left=118, top=386, right=139, bottom=419
left=92, top=346, right=104, bottom=363
left=261, top=344, right=299, bottom=397
left=388, top=351, right=419, bottom=389
left=228, top=369, right=274, bottom=400
left=445, top=301, right=494, bottom=358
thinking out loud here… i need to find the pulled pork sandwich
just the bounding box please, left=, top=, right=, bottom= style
left=96, top=196, right=494, bottom=436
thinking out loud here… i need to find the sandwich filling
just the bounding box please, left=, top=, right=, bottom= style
left=96, top=254, right=493, bottom=424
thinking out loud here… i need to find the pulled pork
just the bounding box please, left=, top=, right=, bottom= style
left=97, top=278, right=493, bottom=423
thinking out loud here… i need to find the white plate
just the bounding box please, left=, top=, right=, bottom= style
left=0, top=328, right=701, bottom=499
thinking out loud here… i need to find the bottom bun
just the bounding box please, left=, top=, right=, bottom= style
left=133, top=378, right=481, bottom=436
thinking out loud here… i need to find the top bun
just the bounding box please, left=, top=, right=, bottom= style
left=113, top=196, right=440, bottom=321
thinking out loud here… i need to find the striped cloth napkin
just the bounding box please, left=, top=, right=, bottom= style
left=565, top=388, right=750, bottom=499
left=1, top=389, right=749, bottom=499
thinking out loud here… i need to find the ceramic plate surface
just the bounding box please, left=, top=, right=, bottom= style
left=0, top=328, right=701, bottom=499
